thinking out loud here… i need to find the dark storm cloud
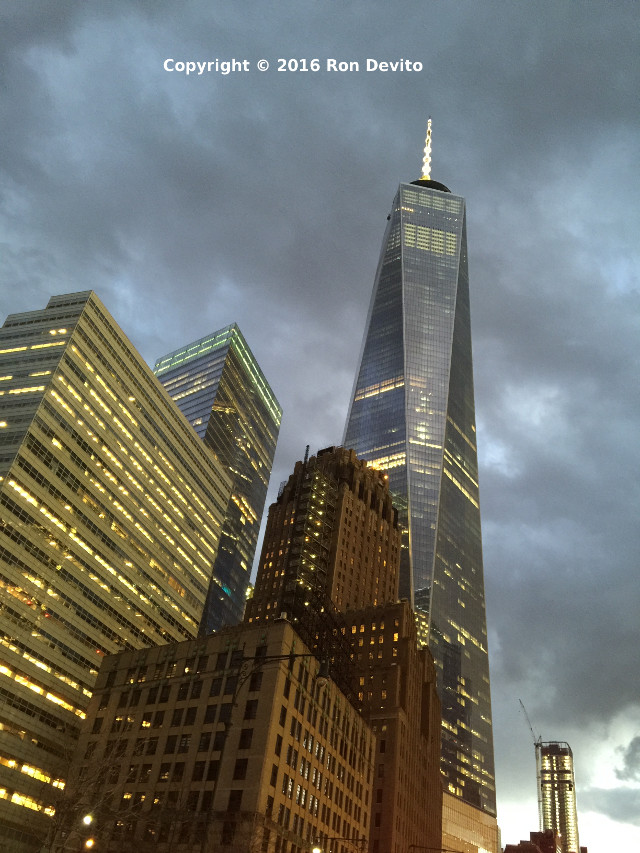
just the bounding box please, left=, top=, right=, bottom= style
left=477, top=207, right=640, bottom=725
left=1, top=2, right=638, bottom=848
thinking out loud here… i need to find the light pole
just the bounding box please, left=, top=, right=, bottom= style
left=49, top=812, right=96, bottom=853
left=80, top=814, right=95, bottom=850
left=232, top=651, right=330, bottom=696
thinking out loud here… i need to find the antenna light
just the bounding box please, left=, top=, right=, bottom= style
left=421, top=117, right=432, bottom=180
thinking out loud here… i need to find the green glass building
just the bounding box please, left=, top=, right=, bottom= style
left=343, top=167, right=497, bottom=825
left=154, top=326, right=281, bottom=634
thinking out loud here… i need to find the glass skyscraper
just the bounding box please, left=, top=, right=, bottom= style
left=154, top=325, right=281, bottom=634
left=343, top=161, right=497, bottom=824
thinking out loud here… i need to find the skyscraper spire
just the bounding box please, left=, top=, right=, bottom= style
left=344, top=130, right=498, bottom=845
left=421, top=116, right=432, bottom=179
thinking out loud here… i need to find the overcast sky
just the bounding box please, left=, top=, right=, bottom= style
left=1, top=2, right=638, bottom=849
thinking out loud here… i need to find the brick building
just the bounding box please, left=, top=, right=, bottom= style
left=504, top=828, right=563, bottom=853
left=246, top=446, right=442, bottom=853
left=244, top=445, right=400, bottom=624
left=344, top=601, right=442, bottom=853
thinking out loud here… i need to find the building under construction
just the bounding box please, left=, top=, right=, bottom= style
left=538, top=742, right=583, bottom=853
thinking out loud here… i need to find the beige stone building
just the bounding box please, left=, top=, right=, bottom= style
left=55, top=619, right=375, bottom=853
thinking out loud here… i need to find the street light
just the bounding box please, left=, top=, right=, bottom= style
left=233, top=651, right=331, bottom=694
left=80, top=812, right=96, bottom=851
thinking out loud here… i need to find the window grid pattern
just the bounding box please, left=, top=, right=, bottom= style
left=343, top=182, right=496, bottom=815
left=154, top=325, right=281, bottom=632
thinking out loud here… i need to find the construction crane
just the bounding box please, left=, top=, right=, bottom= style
left=519, top=699, right=543, bottom=830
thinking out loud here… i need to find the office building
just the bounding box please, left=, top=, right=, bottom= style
left=342, top=124, right=497, bottom=839
left=246, top=447, right=443, bottom=852
left=0, top=291, right=232, bottom=851
left=154, top=325, right=281, bottom=633
left=55, top=619, right=375, bottom=853
left=539, top=742, right=581, bottom=853
left=343, top=600, right=442, bottom=853
left=245, top=445, right=400, bottom=625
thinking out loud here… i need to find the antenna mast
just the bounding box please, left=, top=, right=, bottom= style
left=421, top=117, right=432, bottom=180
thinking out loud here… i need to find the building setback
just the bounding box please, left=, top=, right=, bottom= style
left=0, top=292, right=232, bottom=851
left=342, top=127, right=497, bottom=848
left=154, top=325, right=281, bottom=633
left=245, top=445, right=400, bottom=625
left=55, top=619, right=375, bottom=853
left=246, top=446, right=443, bottom=853
left=343, top=601, right=442, bottom=853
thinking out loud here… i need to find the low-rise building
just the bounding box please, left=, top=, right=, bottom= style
left=504, top=828, right=563, bottom=853
left=55, top=619, right=375, bottom=853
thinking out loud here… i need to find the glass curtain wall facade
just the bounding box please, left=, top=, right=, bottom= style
left=154, top=325, right=281, bottom=633
left=343, top=178, right=496, bottom=817
left=539, top=742, right=580, bottom=853
left=0, top=292, right=232, bottom=851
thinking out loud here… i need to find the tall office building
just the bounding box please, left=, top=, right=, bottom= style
left=154, top=325, right=281, bottom=633
left=245, top=445, right=400, bottom=626
left=245, top=446, right=443, bottom=851
left=0, top=292, right=232, bottom=851
left=539, top=742, right=581, bottom=853
left=343, top=125, right=497, bottom=840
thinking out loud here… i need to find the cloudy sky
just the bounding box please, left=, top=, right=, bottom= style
left=1, top=1, right=638, bottom=849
